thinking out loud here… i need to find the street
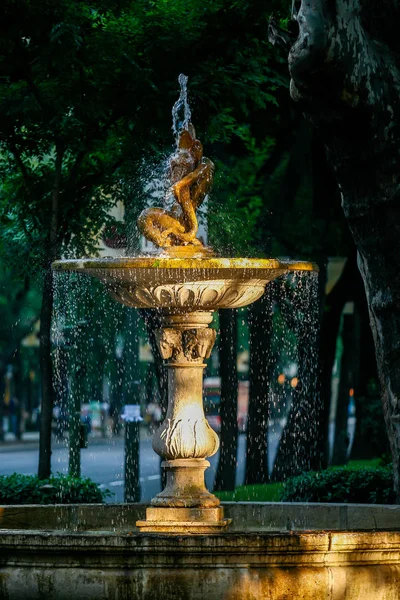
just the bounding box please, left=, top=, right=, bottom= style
left=0, top=429, right=283, bottom=502
left=0, top=417, right=355, bottom=502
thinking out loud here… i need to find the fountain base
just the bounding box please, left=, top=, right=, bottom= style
left=150, top=459, right=220, bottom=508
left=137, top=460, right=231, bottom=533
left=136, top=506, right=231, bottom=534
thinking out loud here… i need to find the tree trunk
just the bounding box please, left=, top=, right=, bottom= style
left=269, top=0, right=400, bottom=500
left=38, top=266, right=55, bottom=478
left=318, top=253, right=359, bottom=465
left=140, top=309, right=168, bottom=415
left=122, top=309, right=142, bottom=502
left=38, top=144, right=63, bottom=479
left=310, top=129, right=349, bottom=467
left=351, top=300, right=390, bottom=460
left=245, top=286, right=274, bottom=485
left=214, top=309, right=238, bottom=492
left=140, top=308, right=168, bottom=486
left=331, top=313, right=356, bottom=466
left=13, top=349, right=23, bottom=441
left=68, top=367, right=81, bottom=479
left=272, top=340, right=312, bottom=481
left=272, top=272, right=320, bottom=480
left=0, top=368, right=5, bottom=442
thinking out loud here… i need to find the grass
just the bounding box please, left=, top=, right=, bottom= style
left=215, top=458, right=383, bottom=502
left=215, top=482, right=283, bottom=502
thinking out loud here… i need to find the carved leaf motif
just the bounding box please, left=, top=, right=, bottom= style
left=155, top=287, right=173, bottom=305
left=157, top=418, right=219, bottom=459
left=219, top=287, right=240, bottom=305
left=134, top=287, right=154, bottom=306
left=108, top=282, right=266, bottom=309
left=200, top=288, right=220, bottom=306
left=177, top=286, right=196, bottom=307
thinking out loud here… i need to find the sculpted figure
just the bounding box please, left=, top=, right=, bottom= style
left=137, top=124, right=214, bottom=248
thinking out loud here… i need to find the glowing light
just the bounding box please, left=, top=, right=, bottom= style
left=349, top=388, right=354, bottom=397
left=277, top=374, right=285, bottom=385
left=290, top=377, right=299, bottom=388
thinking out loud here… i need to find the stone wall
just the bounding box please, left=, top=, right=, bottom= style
left=1, top=502, right=399, bottom=532
left=0, top=503, right=399, bottom=599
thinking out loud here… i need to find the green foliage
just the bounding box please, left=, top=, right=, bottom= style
left=215, top=482, right=283, bottom=502
left=0, top=0, right=349, bottom=265
left=0, top=0, right=140, bottom=271
left=0, top=0, right=302, bottom=268
left=0, top=473, right=109, bottom=504
left=280, top=465, right=395, bottom=504
left=214, top=461, right=393, bottom=503
left=0, top=269, right=41, bottom=367
left=0, top=227, right=42, bottom=382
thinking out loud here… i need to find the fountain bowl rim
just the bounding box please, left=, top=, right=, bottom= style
left=52, top=256, right=319, bottom=273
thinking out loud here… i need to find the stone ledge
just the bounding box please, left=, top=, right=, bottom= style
left=1, top=502, right=399, bottom=532
left=0, top=530, right=399, bottom=564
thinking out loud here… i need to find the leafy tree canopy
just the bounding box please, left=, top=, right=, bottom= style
left=0, top=0, right=302, bottom=270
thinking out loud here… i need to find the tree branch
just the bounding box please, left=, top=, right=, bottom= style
left=50, top=142, right=64, bottom=251
left=9, top=141, right=30, bottom=184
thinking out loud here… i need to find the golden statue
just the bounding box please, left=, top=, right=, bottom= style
left=137, top=124, right=214, bottom=249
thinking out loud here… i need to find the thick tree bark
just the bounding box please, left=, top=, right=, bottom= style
left=245, top=286, right=274, bottom=485
left=214, top=309, right=238, bottom=492
left=269, top=0, right=400, bottom=500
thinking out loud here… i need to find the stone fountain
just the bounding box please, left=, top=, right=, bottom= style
left=53, top=86, right=316, bottom=533
left=1, top=78, right=399, bottom=600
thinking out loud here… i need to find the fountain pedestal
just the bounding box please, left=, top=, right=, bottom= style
left=137, top=310, right=230, bottom=533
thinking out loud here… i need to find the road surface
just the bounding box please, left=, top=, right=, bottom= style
left=0, top=429, right=283, bottom=502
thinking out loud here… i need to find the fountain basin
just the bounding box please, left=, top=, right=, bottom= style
left=0, top=503, right=399, bottom=599
left=52, top=257, right=317, bottom=309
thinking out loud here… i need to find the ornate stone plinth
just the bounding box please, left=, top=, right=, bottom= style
left=137, top=310, right=230, bottom=533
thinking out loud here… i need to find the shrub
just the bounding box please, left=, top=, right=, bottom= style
left=280, top=465, right=396, bottom=504
left=0, top=473, right=109, bottom=505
